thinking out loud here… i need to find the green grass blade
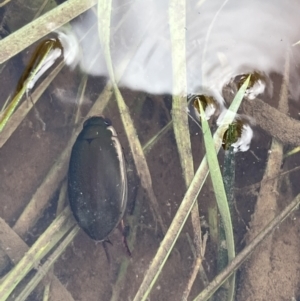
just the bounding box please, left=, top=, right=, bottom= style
left=169, top=0, right=203, bottom=249
left=216, top=75, right=250, bottom=128
left=169, top=1, right=203, bottom=298
left=199, top=100, right=235, bottom=301
left=199, top=101, right=235, bottom=260
left=0, top=87, right=25, bottom=132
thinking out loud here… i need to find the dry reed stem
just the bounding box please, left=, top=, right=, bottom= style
left=169, top=0, right=204, bottom=298
left=0, top=0, right=11, bottom=8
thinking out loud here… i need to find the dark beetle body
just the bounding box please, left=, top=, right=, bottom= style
left=68, top=116, right=127, bottom=241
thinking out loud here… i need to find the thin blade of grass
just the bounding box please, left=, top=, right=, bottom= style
left=169, top=1, right=204, bottom=299
left=216, top=147, right=235, bottom=300
left=169, top=0, right=196, bottom=218
left=142, top=121, right=173, bottom=155
left=42, top=283, right=50, bottom=301
left=0, top=96, right=11, bottom=113
left=0, top=85, right=27, bottom=132
left=74, top=74, right=88, bottom=124
left=182, top=233, right=208, bottom=301
left=199, top=100, right=235, bottom=301
left=97, top=0, right=166, bottom=233
left=133, top=77, right=250, bottom=301
left=284, top=146, right=300, bottom=158
left=0, top=0, right=11, bottom=8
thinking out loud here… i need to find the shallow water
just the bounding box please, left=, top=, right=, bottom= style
left=0, top=1, right=300, bottom=301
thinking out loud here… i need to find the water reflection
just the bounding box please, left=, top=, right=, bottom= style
left=67, top=0, right=300, bottom=100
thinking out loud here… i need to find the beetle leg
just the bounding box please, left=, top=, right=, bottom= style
left=102, top=241, right=111, bottom=264
left=118, top=220, right=131, bottom=257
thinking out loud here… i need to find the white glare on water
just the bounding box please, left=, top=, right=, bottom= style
left=65, top=0, right=300, bottom=99
left=232, top=124, right=253, bottom=153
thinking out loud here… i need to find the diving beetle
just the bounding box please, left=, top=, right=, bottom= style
left=68, top=116, right=130, bottom=255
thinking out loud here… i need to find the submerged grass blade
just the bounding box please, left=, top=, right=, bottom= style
left=0, top=87, right=25, bottom=133
left=43, top=283, right=50, bottom=301
left=222, top=149, right=235, bottom=214
left=142, top=121, right=173, bottom=155
left=132, top=77, right=250, bottom=301
left=169, top=0, right=194, bottom=206
left=97, top=0, right=166, bottom=233
left=198, top=100, right=235, bottom=301
left=216, top=148, right=235, bottom=300
left=292, top=40, right=300, bottom=46
left=284, top=146, right=300, bottom=158
left=169, top=1, right=204, bottom=299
